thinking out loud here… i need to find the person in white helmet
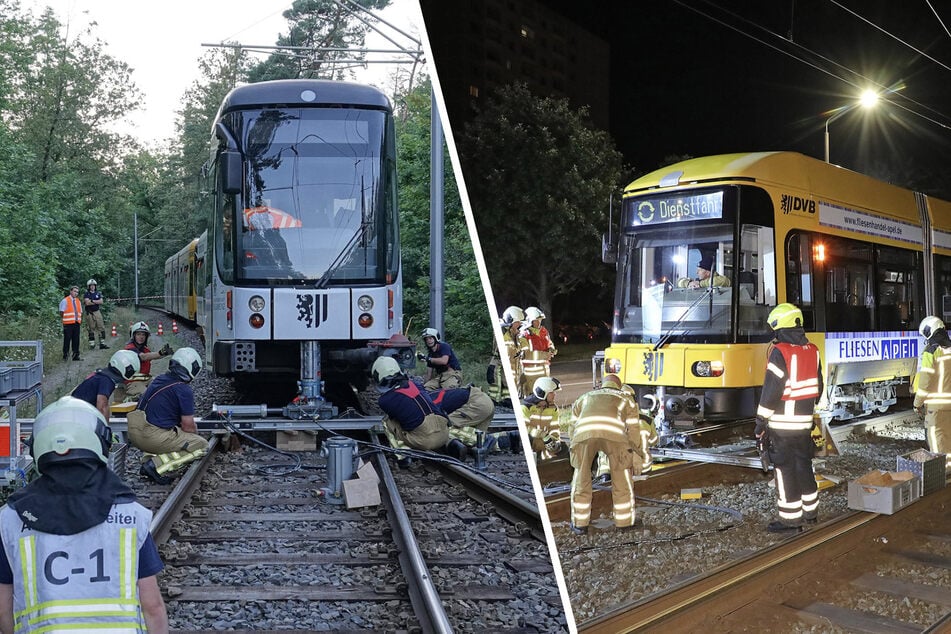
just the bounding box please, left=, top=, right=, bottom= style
left=522, top=376, right=563, bottom=461
left=71, top=350, right=141, bottom=420
left=122, top=321, right=172, bottom=399
left=521, top=307, right=557, bottom=385
left=82, top=279, right=108, bottom=350
left=127, top=348, right=208, bottom=485
left=913, top=316, right=951, bottom=468
left=417, top=327, right=463, bottom=390
left=488, top=306, right=529, bottom=403
left=0, top=397, right=168, bottom=634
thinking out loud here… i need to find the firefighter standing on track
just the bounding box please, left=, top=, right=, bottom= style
left=521, top=307, right=556, bottom=386
left=755, top=303, right=823, bottom=534
left=488, top=306, right=528, bottom=403
left=913, top=316, right=951, bottom=470
left=0, top=397, right=168, bottom=633
left=568, top=374, right=647, bottom=534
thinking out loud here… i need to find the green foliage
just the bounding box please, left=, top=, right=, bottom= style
left=246, top=0, right=392, bottom=82
left=396, top=78, right=494, bottom=360
left=458, top=83, right=625, bottom=324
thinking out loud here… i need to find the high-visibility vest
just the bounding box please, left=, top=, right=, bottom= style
left=0, top=501, right=152, bottom=632
left=775, top=342, right=821, bottom=401
left=61, top=296, right=82, bottom=325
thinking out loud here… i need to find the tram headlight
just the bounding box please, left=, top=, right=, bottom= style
left=605, top=357, right=622, bottom=374
left=358, top=313, right=373, bottom=328
left=684, top=396, right=702, bottom=416
left=248, top=295, right=266, bottom=312
left=665, top=396, right=684, bottom=416
left=249, top=313, right=265, bottom=329
left=692, top=360, right=724, bottom=378
left=357, top=295, right=374, bottom=311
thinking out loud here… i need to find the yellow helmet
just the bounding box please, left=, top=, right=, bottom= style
left=766, top=303, right=803, bottom=330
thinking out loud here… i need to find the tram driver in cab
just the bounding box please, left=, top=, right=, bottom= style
left=677, top=255, right=731, bottom=289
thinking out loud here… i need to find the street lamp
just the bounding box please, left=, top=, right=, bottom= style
left=824, top=90, right=879, bottom=163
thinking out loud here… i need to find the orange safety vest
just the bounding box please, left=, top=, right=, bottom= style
left=61, top=296, right=82, bottom=325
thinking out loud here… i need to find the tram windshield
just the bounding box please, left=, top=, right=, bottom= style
left=227, top=107, right=397, bottom=285
left=613, top=190, right=775, bottom=344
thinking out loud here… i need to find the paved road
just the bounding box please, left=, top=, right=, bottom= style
left=549, top=354, right=600, bottom=405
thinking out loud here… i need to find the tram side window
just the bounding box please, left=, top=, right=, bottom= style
left=876, top=245, right=921, bottom=331
left=822, top=236, right=873, bottom=332
left=213, top=157, right=235, bottom=285
left=935, top=255, right=951, bottom=325
left=785, top=233, right=815, bottom=330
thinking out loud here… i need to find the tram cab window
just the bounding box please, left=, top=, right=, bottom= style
left=935, top=255, right=951, bottom=324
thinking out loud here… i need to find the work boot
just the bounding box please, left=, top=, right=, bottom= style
left=506, top=430, right=521, bottom=454
left=766, top=520, right=802, bottom=534
left=72, top=354, right=81, bottom=361
left=803, top=515, right=818, bottom=526
left=89, top=340, right=95, bottom=350
left=140, top=461, right=174, bottom=485
left=397, top=457, right=414, bottom=470
left=570, top=523, right=588, bottom=535
left=99, top=341, right=109, bottom=349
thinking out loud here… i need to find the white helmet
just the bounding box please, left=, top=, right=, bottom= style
left=501, top=306, right=525, bottom=327
left=920, top=316, right=945, bottom=339
left=109, top=350, right=140, bottom=380
left=532, top=377, right=561, bottom=399
left=372, top=356, right=402, bottom=382
left=525, top=307, right=545, bottom=321
left=86, top=279, right=98, bottom=288
left=421, top=327, right=440, bottom=341
left=130, top=321, right=150, bottom=339
left=171, top=347, right=202, bottom=380
left=29, top=397, right=112, bottom=473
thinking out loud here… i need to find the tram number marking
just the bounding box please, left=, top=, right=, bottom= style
left=296, top=293, right=329, bottom=328
left=781, top=194, right=816, bottom=215
left=642, top=351, right=664, bottom=381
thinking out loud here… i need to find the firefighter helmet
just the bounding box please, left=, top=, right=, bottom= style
left=501, top=306, right=525, bottom=326
left=532, top=377, right=562, bottom=400
left=130, top=321, right=150, bottom=339
left=525, top=307, right=545, bottom=322
left=171, top=347, right=202, bottom=380
left=109, top=350, right=140, bottom=380
left=421, top=327, right=440, bottom=341
left=766, top=303, right=803, bottom=330
left=29, top=397, right=112, bottom=473
left=372, top=356, right=402, bottom=383
left=86, top=279, right=98, bottom=288
left=919, top=316, right=945, bottom=339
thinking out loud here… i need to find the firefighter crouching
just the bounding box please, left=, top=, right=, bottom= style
left=568, top=374, right=649, bottom=534
left=913, top=316, right=951, bottom=470
left=755, top=303, right=823, bottom=534
left=522, top=377, right=563, bottom=460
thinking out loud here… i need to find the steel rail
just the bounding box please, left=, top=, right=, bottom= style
left=149, top=435, right=220, bottom=545
left=370, top=433, right=454, bottom=634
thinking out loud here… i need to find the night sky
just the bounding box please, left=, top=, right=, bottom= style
left=430, top=0, right=951, bottom=196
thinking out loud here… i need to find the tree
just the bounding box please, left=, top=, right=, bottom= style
left=397, top=78, right=493, bottom=359
left=458, top=83, right=625, bottom=325
left=246, top=0, right=391, bottom=82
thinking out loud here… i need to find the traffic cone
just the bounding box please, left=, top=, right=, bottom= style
left=157, top=322, right=164, bottom=335
left=111, top=324, right=117, bottom=337
left=172, top=320, right=178, bottom=334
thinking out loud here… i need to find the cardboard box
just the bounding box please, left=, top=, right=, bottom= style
left=847, top=470, right=920, bottom=515
left=897, top=449, right=947, bottom=496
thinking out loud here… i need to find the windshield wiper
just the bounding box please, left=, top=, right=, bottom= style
left=315, top=177, right=371, bottom=289
left=653, top=286, right=718, bottom=350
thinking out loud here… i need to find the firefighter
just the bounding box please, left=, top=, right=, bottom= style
left=755, top=303, right=823, bottom=533
left=71, top=350, right=140, bottom=420
left=417, top=327, right=463, bottom=391
left=429, top=384, right=519, bottom=456
left=128, top=348, right=208, bottom=486
left=913, top=316, right=951, bottom=469
left=488, top=306, right=528, bottom=403
left=0, top=397, right=168, bottom=633
left=522, top=377, right=563, bottom=461
left=121, top=321, right=172, bottom=400
left=83, top=279, right=108, bottom=350
left=521, top=307, right=557, bottom=385
left=568, top=374, right=647, bottom=534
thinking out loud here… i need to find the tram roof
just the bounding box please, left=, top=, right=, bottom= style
left=624, top=151, right=951, bottom=233
left=219, top=79, right=391, bottom=113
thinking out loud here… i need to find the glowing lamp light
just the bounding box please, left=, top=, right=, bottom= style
left=814, top=243, right=826, bottom=262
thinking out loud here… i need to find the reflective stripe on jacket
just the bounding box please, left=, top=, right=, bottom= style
left=915, top=345, right=951, bottom=409
left=570, top=387, right=640, bottom=444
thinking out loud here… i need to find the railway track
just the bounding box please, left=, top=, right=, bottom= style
left=580, top=483, right=951, bottom=632
left=130, top=427, right=566, bottom=633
